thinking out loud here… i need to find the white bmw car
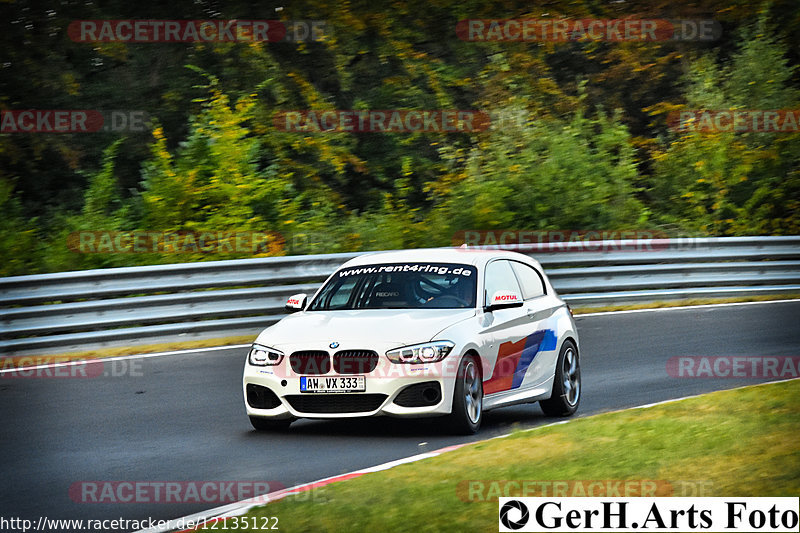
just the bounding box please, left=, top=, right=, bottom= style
left=243, top=248, right=580, bottom=434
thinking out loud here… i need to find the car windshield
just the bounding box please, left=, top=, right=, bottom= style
left=308, top=262, right=477, bottom=310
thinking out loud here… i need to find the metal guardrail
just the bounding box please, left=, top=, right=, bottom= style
left=1, top=237, right=799, bottom=354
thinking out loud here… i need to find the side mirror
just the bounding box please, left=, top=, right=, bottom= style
left=484, top=290, right=524, bottom=312
left=285, top=293, right=307, bottom=313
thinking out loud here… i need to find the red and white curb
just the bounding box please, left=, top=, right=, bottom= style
left=135, top=377, right=800, bottom=533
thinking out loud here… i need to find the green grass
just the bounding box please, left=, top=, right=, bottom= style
left=207, top=379, right=800, bottom=533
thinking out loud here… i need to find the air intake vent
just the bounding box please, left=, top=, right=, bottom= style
left=246, top=384, right=282, bottom=409
left=285, top=394, right=387, bottom=413
left=290, top=351, right=331, bottom=375
left=333, top=350, right=379, bottom=374
left=393, top=382, right=442, bottom=407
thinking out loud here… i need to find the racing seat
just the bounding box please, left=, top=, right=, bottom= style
left=368, top=282, right=408, bottom=308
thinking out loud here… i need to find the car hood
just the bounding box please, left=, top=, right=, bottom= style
left=255, top=308, right=476, bottom=348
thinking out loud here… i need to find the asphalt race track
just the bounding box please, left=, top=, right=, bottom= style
left=1, top=301, right=798, bottom=532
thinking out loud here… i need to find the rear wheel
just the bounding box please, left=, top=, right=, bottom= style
left=539, top=340, right=580, bottom=417
left=249, top=416, right=293, bottom=431
left=448, top=354, right=483, bottom=434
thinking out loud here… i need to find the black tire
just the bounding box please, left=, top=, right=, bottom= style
left=539, top=340, right=581, bottom=417
left=249, top=416, right=293, bottom=431
left=447, top=354, right=483, bottom=434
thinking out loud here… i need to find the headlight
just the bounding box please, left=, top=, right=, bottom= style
left=248, top=344, right=284, bottom=366
left=386, top=341, right=455, bottom=364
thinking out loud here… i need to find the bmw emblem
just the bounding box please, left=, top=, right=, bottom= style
left=329, top=342, right=339, bottom=349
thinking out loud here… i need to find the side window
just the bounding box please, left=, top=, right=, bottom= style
left=484, top=260, right=522, bottom=303
left=510, top=261, right=546, bottom=300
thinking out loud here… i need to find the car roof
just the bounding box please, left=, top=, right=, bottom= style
left=339, top=247, right=539, bottom=269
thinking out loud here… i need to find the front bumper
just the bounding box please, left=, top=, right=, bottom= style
left=243, top=344, right=461, bottom=419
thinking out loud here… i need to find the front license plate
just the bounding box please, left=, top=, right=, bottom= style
left=300, top=375, right=366, bottom=393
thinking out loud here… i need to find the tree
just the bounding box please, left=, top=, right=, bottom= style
left=650, top=18, right=800, bottom=235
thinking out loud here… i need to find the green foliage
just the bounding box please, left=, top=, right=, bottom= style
left=0, top=179, right=40, bottom=276
left=441, top=102, right=644, bottom=233
left=2, top=2, right=799, bottom=275
left=139, top=82, right=277, bottom=234
left=651, top=18, right=800, bottom=235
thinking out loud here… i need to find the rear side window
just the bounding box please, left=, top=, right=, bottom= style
left=484, top=260, right=522, bottom=303
left=510, top=261, right=546, bottom=300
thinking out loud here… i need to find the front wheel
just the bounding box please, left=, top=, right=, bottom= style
left=539, top=340, right=581, bottom=417
left=448, top=354, right=483, bottom=434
